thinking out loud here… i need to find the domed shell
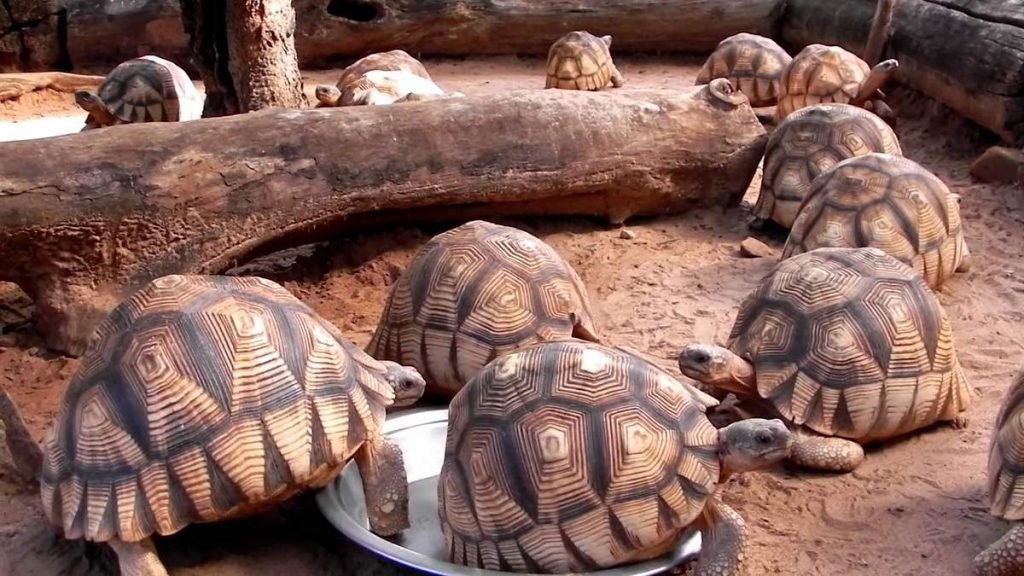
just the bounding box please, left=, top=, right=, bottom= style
left=39, top=274, right=401, bottom=543
left=545, top=31, right=619, bottom=90
left=695, top=32, right=792, bottom=107
left=366, top=220, right=598, bottom=398
left=756, top=103, right=903, bottom=229
left=437, top=339, right=720, bottom=572
left=988, top=369, right=1024, bottom=520
left=87, top=55, right=202, bottom=127
left=336, top=49, right=432, bottom=91
left=727, top=247, right=971, bottom=443
left=782, top=152, right=969, bottom=289
left=776, top=44, right=871, bottom=122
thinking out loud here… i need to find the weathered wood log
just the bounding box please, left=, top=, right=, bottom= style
left=0, top=83, right=767, bottom=356
left=781, top=0, right=1024, bottom=143
left=0, top=71, right=103, bottom=102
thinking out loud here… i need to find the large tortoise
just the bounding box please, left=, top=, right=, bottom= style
left=753, top=103, right=903, bottom=230
left=315, top=49, right=432, bottom=107
left=367, top=220, right=599, bottom=398
left=38, top=274, right=426, bottom=576
left=545, top=31, right=624, bottom=91
left=695, top=32, right=792, bottom=108
left=75, top=55, right=203, bottom=130
left=775, top=44, right=898, bottom=125
left=975, top=368, right=1024, bottom=576
left=336, top=69, right=460, bottom=106
left=783, top=152, right=971, bottom=290
left=438, top=339, right=792, bottom=574
left=678, top=247, right=972, bottom=473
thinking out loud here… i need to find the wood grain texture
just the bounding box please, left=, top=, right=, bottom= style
left=727, top=247, right=971, bottom=443
left=780, top=0, right=1024, bottom=143
left=438, top=340, right=720, bottom=572
left=39, top=274, right=398, bottom=543
left=0, top=85, right=767, bottom=356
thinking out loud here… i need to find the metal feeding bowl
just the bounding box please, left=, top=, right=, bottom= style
left=316, top=407, right=702, bottom=576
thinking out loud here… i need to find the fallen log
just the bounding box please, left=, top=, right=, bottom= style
left=0, top=72, right=104, bottom=102
left=0, top=82, right=767, bottom=356
left=781, top=0, right=1024, bottom=143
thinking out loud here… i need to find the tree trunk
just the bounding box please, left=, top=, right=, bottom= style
left=180, top=0, right=238, bottom=117
left=0, top=83, right=767, bottom=356
left=781, top=0, right=1024, bottom=144
left=226, top=0, right=306, bottom=110
left=862, top=0, right=896, bottom=66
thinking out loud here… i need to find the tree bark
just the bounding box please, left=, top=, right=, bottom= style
left=226, top=0, right=306, bottom=110
left=781, top=0, right=1024, bottom=144
left=0, top=83, right=767, bottom=356
left=179, top=0, right=238, bottom=116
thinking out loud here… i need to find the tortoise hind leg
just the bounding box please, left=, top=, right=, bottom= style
left=609, top=65, right=625, bottom=88
left=354, top=434, right=411, bottom=536
left=694, top=498, right=748, bottom=576
left=788, top=432, right=864, bottom=472
left=108, top=538, right=169, bottom=576
left=973, top=524, right=1024, bottom=576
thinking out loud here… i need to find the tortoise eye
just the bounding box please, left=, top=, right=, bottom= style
left=755, top=431, right=772, bottom=444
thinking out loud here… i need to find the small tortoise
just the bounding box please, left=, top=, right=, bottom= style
left=695, top=32, right=792, bottom=108
left=974, top=368, right=1024, bottom=576
left=775, top=44, right=898, bottom=124
left=754, top=103, right=903, bottom=230
left=545, top=31, right=624, bottom=91
left=38, top=274, right=425, bottom=576
left=783, top=152, right=971, bottom=290
left=438, top=339, right=792, bottom=574
left=315, top=49, right=432, bottom=107
left=679, top=247, right=972, bottom=473
left=367, top=220, right=599, bottom=398
left=75, top=55, right=203, bottom=130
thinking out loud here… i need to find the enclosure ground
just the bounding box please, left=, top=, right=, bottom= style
left=0, top=56, right=1021, bottom=576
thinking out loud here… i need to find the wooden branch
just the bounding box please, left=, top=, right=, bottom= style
left=0, top=72, right=104, bottom=102
left=781, top=0, right=1024, bottom=143
left=0, top=83, right=767, bottom=356
left=862, top=0, right=896, bottom=65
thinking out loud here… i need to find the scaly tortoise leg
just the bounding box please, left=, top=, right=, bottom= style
left=695, top=498, right=748, bottom=576
left=788, top=431, right=864, bottom=473
left=973, top=524, right=1024, bottom=576
left=609, top=65, right=625, bottom=88
left=355, top=434, right=410, bottom=536
left=108, top=538, right=169, bottom=576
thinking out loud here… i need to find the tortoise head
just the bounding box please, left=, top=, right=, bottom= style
left=853, top=58, right=899, bottom=105
left=717, top=418, right=793, bottom=479
left=677, top=344, right=756, bottom=396
left=74, top=90, right=116, bottom=126
left=315, top=85, right=342, bottom=107
left=379, top=360, right=426, bottom=407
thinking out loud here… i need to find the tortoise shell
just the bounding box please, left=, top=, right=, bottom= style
left=695, top=32, right=792, bottom=107
left=756, top=103, right=903, bottom=229
left=727, top=247, right=971, bottom=443
left=367, top=220, right=599, bottom=398
left=336, top=49, right=432, bottom=92
left=775, top=44, right=872, bottom=122
left=545, top=31, right=623, bottom=90
left=987, top=369, right=1024, bottom=520
left=438, top=339, right=720, bottom=572
left=782, top=153, right=969, bottom=289
left=86, top=55, right=202, bottom=128
left=39, top=274, right=402, bottom=543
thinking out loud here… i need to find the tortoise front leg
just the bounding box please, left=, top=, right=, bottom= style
left=354, top=434, right=410, bottom=536
left=609, top=65, right=625, bottom=88
left=108, top=538, right=169, bottom=576
left=973, top=524, right=1024, bottom=576
left=695, top=498, right=748, bottom=576
left=788, top=432, right=864, bottom=472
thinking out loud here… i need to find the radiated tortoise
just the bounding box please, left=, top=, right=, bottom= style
left=315, top=49, right=432, bottom=107
left=545, top=31, right=624, bottom=90
left=38, top=274, right=426, bottom=576
left=366, top=220, right=599, bottom=398
left=438, top=339, right=792, bottom=574
left=679, top=247, right=972, bottom=473
left=782, top=152, right=971, bottom=290
left=695, top=32, right=792, bottom=107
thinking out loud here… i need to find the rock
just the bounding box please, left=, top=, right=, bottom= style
left=740, top=236, right=774, bottom=258
left=619, top=229, right=637, bottom=240
left=970, top=146, right=1022, bottom=183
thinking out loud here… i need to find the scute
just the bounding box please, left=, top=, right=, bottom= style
left=545, top=31, right=616, bottom=90
left=776, top=44, right=872, bottom=122
left=988, top=370, right=1024, bottom=520
left=727, top=247, right=970, bottom=442
left=40, top=274, right=399, bottom=543
left=695, top=32, right=792, bottom=107
left=438, top=340, right=720, bottom=572
left=367, top=220, right=599, bottom=397
left=783, top=153, right=969, bottom=289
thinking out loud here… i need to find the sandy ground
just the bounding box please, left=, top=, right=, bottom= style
left=1, top=55, right=1022, bottom=575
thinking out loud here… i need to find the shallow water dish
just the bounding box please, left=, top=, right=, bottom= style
left=316, top=407, right=703, bottom=576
